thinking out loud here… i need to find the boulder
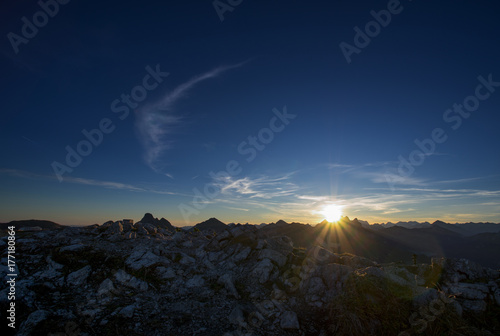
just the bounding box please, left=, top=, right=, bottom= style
left=126, top=247, right=161, bottom=270
left=59, top=244, right=86, bottom=253
left=67, top=265, right=91, bottom=286
left=17, top=310, right=50, bottom=336
left=97, top=278, right=116, bottom=296
left=307, top=246, right=340, bottom=265
left=217, top=273, right=240, bottom=299
left=156, top=266, right=176, bottom=280
left=233, top=246, right=251, bottom=263
left=446, top=283, right=489, bottom=300
left=114, top=269, right=148, bottom=291
left=280, top=311, right=300, bottom=330
left=253, top=258, right=275, bottom=283
left=461, top=299, right=487, bottom=312
left=119, top=304, right=136, bottom=318
left=258, top=249, right=287, bottom=267
left=186, top=275, right=205, bottom=288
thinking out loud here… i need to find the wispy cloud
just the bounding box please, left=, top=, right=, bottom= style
left=202, top=166, right=500, bottom=223
left=214, top=173, right=299, bottom=199
left=0, top=169, right=181, bottom=195
left=135, top=61, right=248, bottom=173
left=325, top=161, right=428, bottom=186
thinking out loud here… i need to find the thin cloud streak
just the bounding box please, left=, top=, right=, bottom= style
left=135, top=61, right=248, bottom=173
left=0, top=169, right=182, bottom=196
left=205, top=169, right=500, bottom=223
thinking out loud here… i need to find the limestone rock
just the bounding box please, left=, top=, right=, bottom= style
left=280, top=310, right=300, bottom=329
left=66, top=265, right=91, bottom=286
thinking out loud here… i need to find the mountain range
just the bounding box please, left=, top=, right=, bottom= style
left=2, top=215, right=500, bottom=269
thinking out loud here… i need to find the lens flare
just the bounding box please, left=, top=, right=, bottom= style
left=320, top=204, right=343, bottom=222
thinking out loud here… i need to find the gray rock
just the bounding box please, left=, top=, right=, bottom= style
left=126, top=247, right=160, bottom=270
left=253, top=258, right=275, bottom=283
left=182, top=240, right=194, bottom=248
left=17, top=310, right=50, bottom=336
left=461, top=299, right=487, bottom=312
left=256, top=239, right=266, bottom=250
left=433, top=258, right=490, bottom=282
left=172, top=232, right=185, bottom=241
left=340, top=254, right=377, bottom=268
left=111, top=221, right=123, bottom=234
left=307, top=246, right=340, bottom=264
left=449, top=299, right=463, bottom=317
left=302, top=276, right=326, bottom=296
left=233, top=246, right=251, bottom=263
left=186, top=275, right=205, bottom=288
left=258, top=249, right=287, bottom=267
left=267, top=235, right=294, bottom=255
left=383, top=266, right=416, bottom=287
left=280, top=310, right=299, bottom=329
left=216, top=230, right=232, bottom=242
left=67, top=265, right=91, bottom=286
left=218, top=273, right=240, bottom=299
left=412, top=288, right=439, bottom=308
left=123, top=222, right=135, bottom=232
left=137, top=225, right=149, bottom=235
left=156, top=266, right=176, bottom=280
left=229, top=226, right=245, bottom=238
left=228, top=305, right=246, bottom=326
left=142, top=223, right=158, bottom=234
left=97, top=278, right=116, bottom=296
left=446, top=283, right=489, bottom=300
left=59, top=244, right=86, bottom=253
left=495, top=289, right=500, bottom=306
left=119, top=304, right=136, bottom=318
left=34, top=256, right=63, bottom=280
left=114, top=269, right=148, bottom=291
left=321, top=263, right=353, bottom=290
left=179, top=254, right=196, bottom=265
left=125, top=232, right=137, bottom=239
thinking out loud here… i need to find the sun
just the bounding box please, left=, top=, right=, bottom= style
left=320, top=204, right=343, bottom=222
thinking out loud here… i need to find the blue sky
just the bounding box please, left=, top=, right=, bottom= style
left=1, top=0, right=500, bottom=225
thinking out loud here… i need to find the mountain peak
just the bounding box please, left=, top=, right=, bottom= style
left=432, top=220, right=447, bottom=226
left=194, top=217, right=226, bottom=232
left=139, top=213, right=174, bottom=230
left=140, top=213, right=156, bottom=224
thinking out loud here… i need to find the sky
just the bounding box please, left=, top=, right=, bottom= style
left=1, top=0, right=500, bottom=226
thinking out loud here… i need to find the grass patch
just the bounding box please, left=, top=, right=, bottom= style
left=228, top=234, right=257, bottom=249
left=326, top=273, right=413, bottom=335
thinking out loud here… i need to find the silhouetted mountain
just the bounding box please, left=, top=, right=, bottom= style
left=431, top=220, right=500, bottom=236
left=367, top=221, right=432, bottom=229
left=259, top=218, right=421, bottom=264
left=0, top=219, right=63, bottom=230
left=193, top=218, right=226, bottom=232
left=367, top=222, right=500, bottom=268
left=139, top=213, right=175, bottom=231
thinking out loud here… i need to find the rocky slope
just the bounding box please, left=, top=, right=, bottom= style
left=1, top=219, right=499, bottom=335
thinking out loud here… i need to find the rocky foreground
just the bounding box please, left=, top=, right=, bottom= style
left=1, top=220, right=500, bottom=335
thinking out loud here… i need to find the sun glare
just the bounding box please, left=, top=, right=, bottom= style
left=320, top=204, right=343, bottom=222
